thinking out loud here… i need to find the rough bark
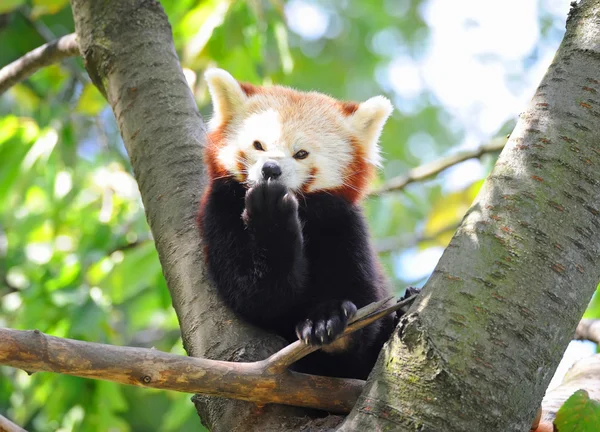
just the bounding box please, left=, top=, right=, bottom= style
left=0, top=296, right=413, bottom=414
left=342, top=1, right=600, bottom=430
left=68, top=1, right=325, bottom=430
left=0, top=328, right=362, bottom=413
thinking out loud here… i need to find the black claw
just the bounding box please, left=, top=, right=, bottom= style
left=295, top=300, right=357, bottom=346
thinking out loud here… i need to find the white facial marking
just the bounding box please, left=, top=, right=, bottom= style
left=240, top=110, right=282, bottom=148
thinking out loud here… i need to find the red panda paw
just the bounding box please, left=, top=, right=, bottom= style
left=295, top=300, right=357, bottom=347
left=242, top=181, right=299, bottom=228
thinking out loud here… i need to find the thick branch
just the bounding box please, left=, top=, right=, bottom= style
left=343, top=1, right=600, bottom=430
left=0, top=414, right=27, bottom=432
left=69, top=1, right=300, bottom=430
left=0, top=328, right=360, bottom=413
left=575, top=319, right=600, bottom=344
left=0, top=297, right=415, bottom=414
left=0, top=33, right=79, bottom=95
left=369, top=138, right=506, bottom=196
left=536, top=354, right=600, bottom=430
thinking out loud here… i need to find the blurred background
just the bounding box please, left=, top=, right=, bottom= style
left=0, top=0, right=596, bottom=431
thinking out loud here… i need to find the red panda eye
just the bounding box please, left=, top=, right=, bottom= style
left=253, top=141, right=264, bottom=151
left=294, top=150, right=309, bottom=160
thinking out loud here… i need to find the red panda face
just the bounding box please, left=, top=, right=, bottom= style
left=204, top=69, right=393, bottom=202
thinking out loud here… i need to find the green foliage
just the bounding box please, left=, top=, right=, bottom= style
left=554, top=390, right=600, bottom=432
left=0, top=0, right=590, bottom=430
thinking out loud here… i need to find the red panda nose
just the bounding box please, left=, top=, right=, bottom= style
left=261, top=161, right=282, bottom=180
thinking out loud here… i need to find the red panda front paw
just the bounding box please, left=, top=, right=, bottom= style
left=242, top=181, right=299, bottom=228
left=295, top=300, right=357, bottom=346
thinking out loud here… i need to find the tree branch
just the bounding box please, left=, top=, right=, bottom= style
left=0, top=414, right=27, bottom=432
left=536, top=354, right=600, bottom=430
left=575, top=319, right=600, bottom=344
left=369, top=137, right=506, bottom=196
left=344, top=1, right=600, bottom=429
left=374, top=223, right=459, bottom=254
left=68, top=1, right=308, bottom=429
left=0, top=33, right=79, bottom=95
left=262, top=295, right=416, bottom=374
left=0, top=327, right=360, bottom=413
left=0, top=296, right=416, bottom=414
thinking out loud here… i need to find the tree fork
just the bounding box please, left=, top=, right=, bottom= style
left=342, top=1, right=600, bottom=430
left=0, top=296, right=416, bottom=414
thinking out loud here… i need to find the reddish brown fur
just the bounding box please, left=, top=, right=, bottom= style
left=338, top=101, right=359, bottom=116
left=240, top=82, right=261, bottom=97
left=205, top=125, right=230, bottom=180
left=302, top=167, right=319, bottom=194
left=331, top=138, right=374, bottom=203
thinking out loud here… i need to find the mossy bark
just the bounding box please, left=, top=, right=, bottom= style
left=342, top=1, right=600, bottom=430
left=69, top=1, right=334, bottom=430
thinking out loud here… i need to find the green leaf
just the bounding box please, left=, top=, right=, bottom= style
left=94, top=381, right=128, bottom=413
left=103, top=241, right=161, bottom=304
left=69, top=299, right=106, bottom=339
left=161, top=393, right=197, bottom=431
left=554, top=389, right=600, bottom=432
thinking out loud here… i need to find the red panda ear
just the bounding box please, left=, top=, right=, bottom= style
left=205, top=68, right=248, bottom=130
left=347, top=96, right=393, bottom=167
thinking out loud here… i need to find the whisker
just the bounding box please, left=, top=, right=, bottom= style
left=211, top=174, right=233, bottom=181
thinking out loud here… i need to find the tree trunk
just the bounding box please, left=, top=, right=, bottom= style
left=342, top=1, right=600, bottom=430
left=69, top=1, right=326, bottom=430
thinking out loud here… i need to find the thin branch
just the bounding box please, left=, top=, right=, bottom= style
left=0, top=296, right=416, bottom=414
left=575, top=319, right=600, bottom=344
left=374, top=223, right=459, bottom=254
left=369, top=137, right=507, bottom=196
left=0, top=33, right=79, bottom=95
left=0, top=414, right=27, bottom=432
left=107, top=236, right=152, bottom=256
left=262, top=294, right=417, bottom=374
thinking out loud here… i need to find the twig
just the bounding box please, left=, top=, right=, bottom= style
left=0, top=33, right=79, bottom=95
left=0, top=414, right=27, bottom=432
left=0, top=295, right=417, bottom=414
left=374, top=223, right=459, bottom=254
left=575, top=319, right=600, bottom=344
left=370, top=138, right=507, bottom=196
left=262, top=294, right=417, bottom=374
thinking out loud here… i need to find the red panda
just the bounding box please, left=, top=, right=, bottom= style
left=198, top=68, right=398, bottom=379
